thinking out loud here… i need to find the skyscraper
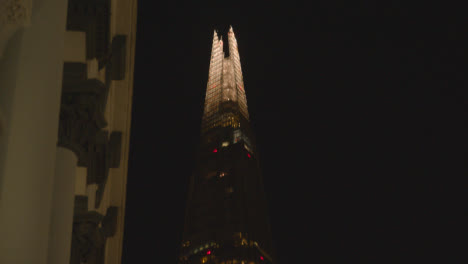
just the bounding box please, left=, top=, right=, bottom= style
left=179, top=27, right=274, bottom=264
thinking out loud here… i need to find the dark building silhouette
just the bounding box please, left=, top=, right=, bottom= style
left=179, top=27, right=275, bottom=264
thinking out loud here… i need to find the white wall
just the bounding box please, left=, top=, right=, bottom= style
left=0, top=0, right=69, bottom=263
left=48, top=147, right=77, bottom=264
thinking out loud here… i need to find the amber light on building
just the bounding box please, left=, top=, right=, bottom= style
left=178, top=27, right=275, bottom=264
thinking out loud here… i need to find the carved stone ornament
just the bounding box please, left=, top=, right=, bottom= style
left=0, top=0, right=32, bottom=59
left=58, top=77, right=123, bottom=208
left=57, top=79, right=108, bottom=164
left=87, top=130, right=122, bottom=208
left=70, top=206, right=118, bottom=264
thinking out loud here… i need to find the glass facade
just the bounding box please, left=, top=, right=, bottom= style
left=180, top=27, right=274, bottom=264
left=202, top=28, right=249, bottom=134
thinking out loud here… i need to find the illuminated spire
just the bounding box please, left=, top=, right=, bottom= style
left=202, top=27, right=250, bottom=134
left=227, top=25, right=249, bottom=120
left=228, top=25, right=236, bottom=39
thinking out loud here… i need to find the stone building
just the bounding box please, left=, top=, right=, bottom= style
left=0, top=0, right=137, bottom=263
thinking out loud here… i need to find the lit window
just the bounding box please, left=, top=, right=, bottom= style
left=182, top=241, right=190, bottom=247
left=222, top=141, right=229, bottom=147
left=219, top=172, right=225, bottom=178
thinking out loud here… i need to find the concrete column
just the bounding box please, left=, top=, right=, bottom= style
left=47, top=147, right=78, bottom=264
left=0, top=0, right=68, bottom=263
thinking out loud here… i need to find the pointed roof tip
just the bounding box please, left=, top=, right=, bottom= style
left=229, top=25, right=234, bottom=32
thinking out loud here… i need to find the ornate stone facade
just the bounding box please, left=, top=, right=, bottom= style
left=58, top=2, right=129, bottom=259
left=57, top=78, right=109, bottom=163
left=66, top=0, right=111, bottom=66
left=0, top=0, right=136, bottom=262
left=0, top=0, right=32, bottom=58
left=0, top=0, right=31, bottom=25
left=70, top=196, right=118, bottom=264
left=58, top=74, right=123, bottom=206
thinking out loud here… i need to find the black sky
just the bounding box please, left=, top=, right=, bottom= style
left=122, top=2, right=466, bottom=263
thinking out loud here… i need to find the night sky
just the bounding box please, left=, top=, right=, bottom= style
left=122, top=2, right=465, bottom=263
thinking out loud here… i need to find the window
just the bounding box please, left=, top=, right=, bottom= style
left=182, top=241, right=190, bottom=247
left=233, top=129, right=242, bottom=143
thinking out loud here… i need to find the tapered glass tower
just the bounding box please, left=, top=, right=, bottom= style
left=179, top=27, right=274, bottom=264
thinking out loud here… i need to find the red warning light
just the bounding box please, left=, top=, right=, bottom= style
left=213, top=149, right=218, bottom=153
left=247, top=153, right=251, bottom=158
left=260, top=256, right=264, bottom=260
left=207, top=250, right=211, bottom=255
